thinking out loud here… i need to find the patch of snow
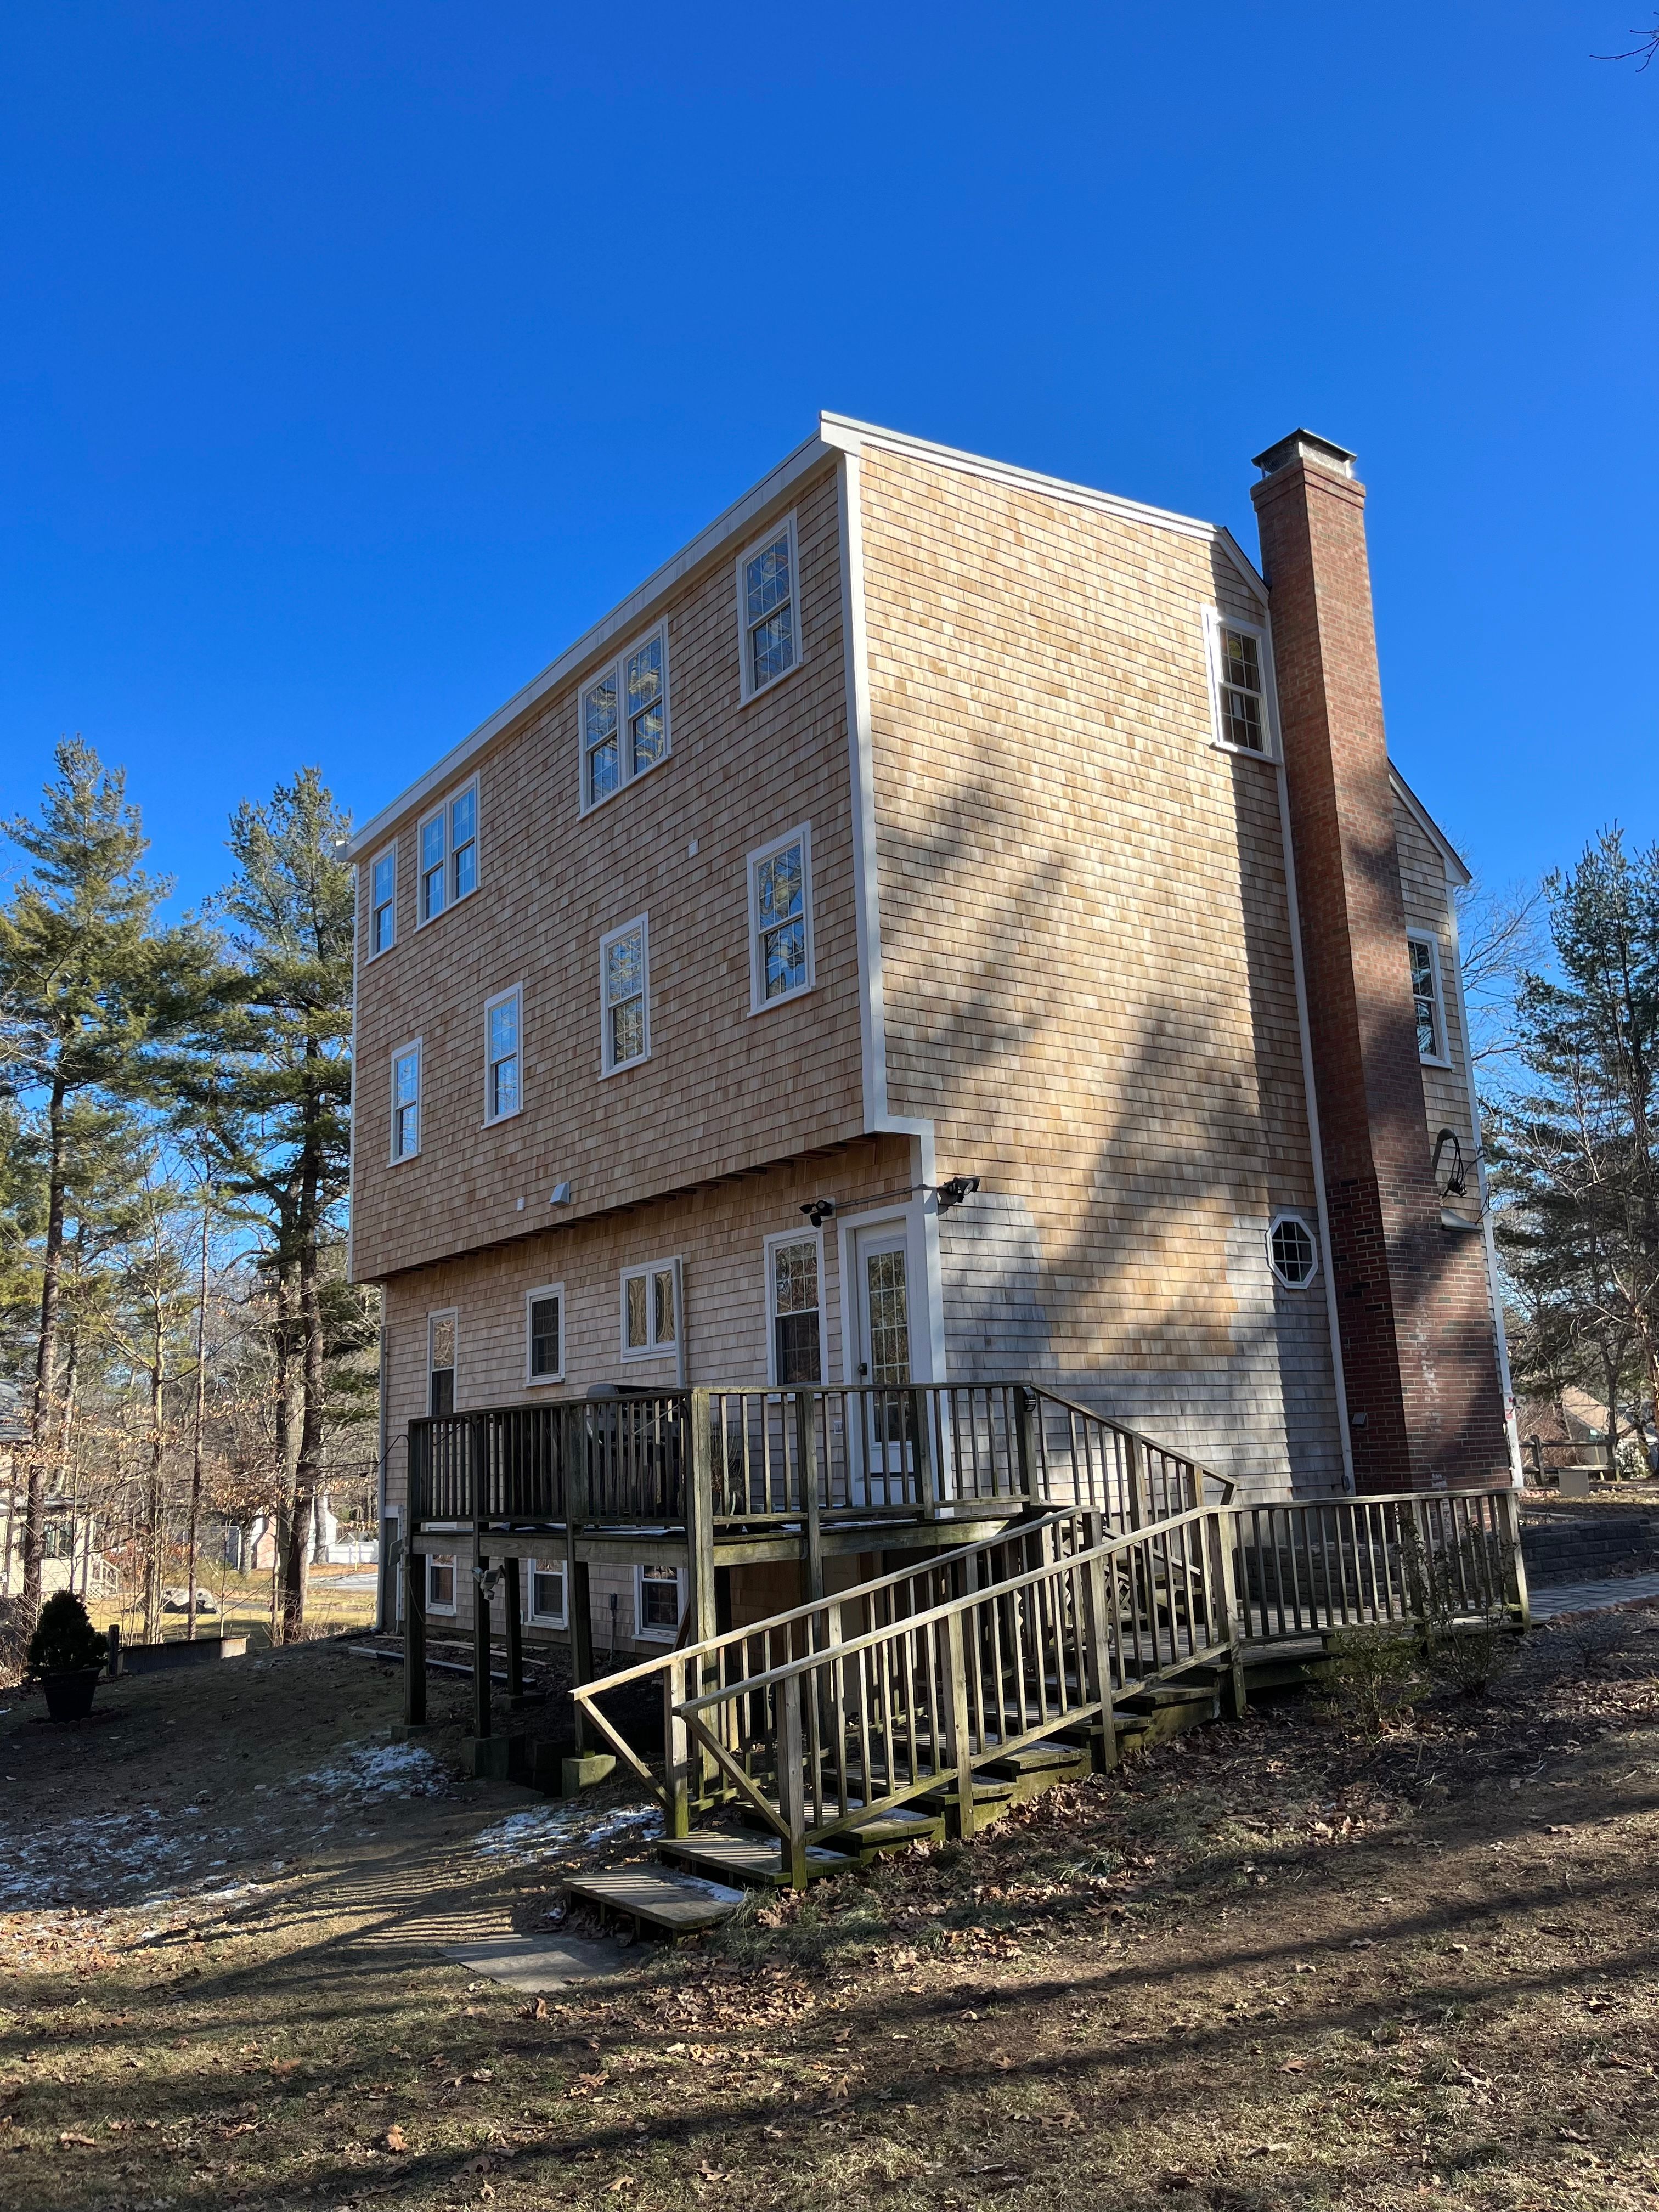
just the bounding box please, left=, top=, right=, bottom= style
left=473, top=1803, right=661, bottom=1862
left=294, top=1739, right=449, bottom=1800
left=0, top=1808, right=196, bottom=1911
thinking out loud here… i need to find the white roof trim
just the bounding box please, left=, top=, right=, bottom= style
left=1390, top=764, right=1471, bottom=888
left=347, top=411, right=1266, bottom=858
left=818, top=413, right=1268, bottom=597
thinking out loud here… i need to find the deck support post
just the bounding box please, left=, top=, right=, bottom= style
left=1080, top=1547, right=1117, bottom=1771
left=686, top=1390, right=719, bottom=1802
left=473, top=1553, right=492, bottom=1740
left=565, top=1407, right=595, bottom=1753
left=1209, top=1506, right=1249, bottom=1720
left=504, top=1555, right=523, bottom=1701
left=942, top=1606, right=977, bottom=1838
left=403, top=1544, right=427, bottom=1727
left=778, top=1672, right=809, bottom=1889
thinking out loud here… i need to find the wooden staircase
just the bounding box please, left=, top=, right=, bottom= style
left=563, top=1477, right=1529, bottom=1935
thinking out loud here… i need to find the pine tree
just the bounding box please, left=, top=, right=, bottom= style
left=1491, top=830, right=1659, bottom=1442
left=214, top=770, right=354, bottom=1642
left=0, top=740, right=213, bottom=1619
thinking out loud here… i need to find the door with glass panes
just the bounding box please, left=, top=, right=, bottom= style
left=851, top=1225, right=915, bottom=1503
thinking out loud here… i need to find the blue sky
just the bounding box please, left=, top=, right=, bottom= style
left=1, top=2, right=1654, bottom=913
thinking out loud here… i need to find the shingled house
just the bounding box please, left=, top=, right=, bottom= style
left=346, top=417, right=1519, bottom=1659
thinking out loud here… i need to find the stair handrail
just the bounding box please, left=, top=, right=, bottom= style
left=568, top=1505, right=1097, bottom=1802
left=673, top=1500, right=1236, bottom=1870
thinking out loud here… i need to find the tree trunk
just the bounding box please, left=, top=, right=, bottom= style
left=22, top=1078, right=69, bottom=1621
left=142, top=1371, right=165, bottom=1643
left=186, top=1187, right=211, bottom=1641
left=280, top=1156, right=326, bottom=1645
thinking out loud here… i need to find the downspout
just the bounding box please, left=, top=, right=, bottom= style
left=1444, top=885, right=1524, bottom=1486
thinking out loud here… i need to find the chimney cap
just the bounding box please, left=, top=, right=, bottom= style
left=1251, top=428, right=1357, bottom=479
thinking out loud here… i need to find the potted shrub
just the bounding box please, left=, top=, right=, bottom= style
left=27, top=1591, right=110, bottom=1722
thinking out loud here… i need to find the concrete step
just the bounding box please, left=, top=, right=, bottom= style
left=564, top=1865, right=746, bottom=1936
left=656, top=1831, right=856, bottom=1889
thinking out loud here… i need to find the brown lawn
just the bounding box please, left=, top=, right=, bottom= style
left=2, top=1602, right=1658, bottom=2211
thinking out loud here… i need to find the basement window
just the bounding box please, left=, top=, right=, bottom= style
left=426, top=1554, right=457, bottom=1614
left=1268, top=1213, right=1319, bottom=1290
left=636, top=1564, right=684, bottom=1641
left=529, top=1559, right=567, bottom=1628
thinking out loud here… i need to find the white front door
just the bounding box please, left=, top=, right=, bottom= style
left=853, top=1226, right=914, bottom=1501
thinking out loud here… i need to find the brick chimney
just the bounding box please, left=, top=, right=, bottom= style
left=1251, top=431, right=1509, bottom=1494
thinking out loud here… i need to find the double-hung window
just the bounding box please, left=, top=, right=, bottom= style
left=767, top=1232, right=823, bottom=1385
left=525, top=1285, right=563, bottom=1385
left=484, top=987, right=522, bottom=1122
left=1408, top=934, right=1449, bottom=1063
left=748, top=825, right=814, bottom=1012
left=1206, top=612, right=1274, bottom=757
left=419, top=780, right=479, bottom=924
left=621, top=1259, right=679, bottom=1361
left=391, top=1041, right=421, bottom=1162
left=600, top=916, right=650, bottom=1074
left=636, top=1563, right=684, bottom=1640
left=529, top=1559, right=567, bottom=1627
left=581, top=627, right=669, bottom=809
left=737, top=515, right=799, bottom=701
left=369, top=848, right=397, bottom=957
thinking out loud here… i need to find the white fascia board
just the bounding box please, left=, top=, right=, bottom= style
left=819, top=413, right=1269, bottom=596
left=346, top=430, right=836, bottom=859
left=1389, top=763, right=1472, bottom=888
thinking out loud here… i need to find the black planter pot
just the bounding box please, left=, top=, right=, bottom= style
left=41, top=1667, right=101, bottom=1723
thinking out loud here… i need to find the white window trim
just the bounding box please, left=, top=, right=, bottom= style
left=415, top=774, right=481, bottom=929
left=425, top=1551, right=458, bottom=1616
left=1267, top=1210, right=1321, bottom=1291
left=389, top=1037, right=422, bottom=1165
left=428, top=1307, right=459, bottom=1411
left=524, top=1282, right=565, bottom=1387
left=578, top=622, right=672, bottom=815
left=600, top=913, right=651, bottom=1077
left=1203, top=607, right=1279, bottom=763
left=1408, top=930, right=1452, bottom=1068
left=528, top=1556, right=568, bottom=1629
left=619, top=1255, right=682, bottom=1363
left=634, top=1562, right=686, bottom=1643
left=736, top=510, right=804, bottom=705
left=747, top=822, right=815, bottom=1015
left=483, top=983, right=524, bottom=1126
left=764, top=1225, right=830, bottom=1388
left=368, top=843, right=398, bottom=961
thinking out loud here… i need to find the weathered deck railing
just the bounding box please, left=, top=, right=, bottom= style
left=573, top=1499, right=1243, bottom=1868
left=567, top=1477, right=1527, bottom=1885
left=408, top=1383, right=1229, bottom=1533
left=1235, top=1487, right=1527, bottom=1639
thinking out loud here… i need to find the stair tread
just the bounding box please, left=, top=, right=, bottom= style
left=986, top=1742, right=1091, bottom=1776
left=565, top=1866, right=745, bottom=1932
left=658, top=1832, right=855, bottom=1887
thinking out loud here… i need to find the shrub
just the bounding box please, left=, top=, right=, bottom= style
left=1316, top=1624, right=1423, bottom=1733
left=26, top=1590, right=109, bottom=1677
left=1399, top=1521, right=1520, bottom=1701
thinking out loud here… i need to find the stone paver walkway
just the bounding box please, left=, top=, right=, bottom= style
left=1529, top=1571, right=1659, bottom=1621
